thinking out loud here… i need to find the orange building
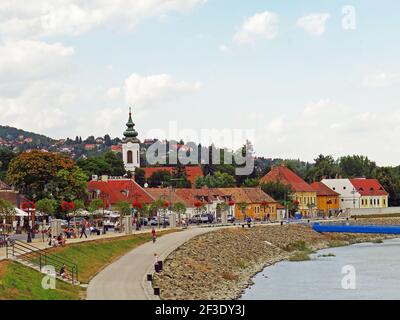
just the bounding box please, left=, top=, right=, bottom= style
left=310, top=182, right=340, bottom=217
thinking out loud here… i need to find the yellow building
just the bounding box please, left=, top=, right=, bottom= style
left=350, top=179, right=389, bottom=209
left=260, top=164, right=317, bottom=216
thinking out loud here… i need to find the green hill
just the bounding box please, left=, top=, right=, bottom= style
left=0, top=125, right=55, bottom=146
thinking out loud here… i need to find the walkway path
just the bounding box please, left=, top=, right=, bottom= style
left=0, top=228, right=164, bottom=261
left=86, top=227, right=218, bottom=300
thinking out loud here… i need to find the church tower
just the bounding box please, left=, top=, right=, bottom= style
left=122, top=108, right=140, bottom=173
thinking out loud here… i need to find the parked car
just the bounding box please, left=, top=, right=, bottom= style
left=189, top=215, right=201, bottom=224
left=228, top=215, right=235, bottom=223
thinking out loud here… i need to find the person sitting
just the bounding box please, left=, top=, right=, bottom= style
left=60, top=264, right=70, bottom=280
left=50, top=236, right=58, bottom=247
left=57, top=233, right=66, bottom=246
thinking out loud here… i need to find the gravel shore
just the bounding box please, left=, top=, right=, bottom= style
left=153, top=218, right=399, bottom=300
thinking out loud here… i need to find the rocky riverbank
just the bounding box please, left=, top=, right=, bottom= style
left=153, top=219, right=398, bottom=300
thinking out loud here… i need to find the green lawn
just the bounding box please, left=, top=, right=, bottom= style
left=0, top=260, right=81, bottom=300
left=45, top=229, right=176, bottom=283
left=0, top=229, right=177, bottom=300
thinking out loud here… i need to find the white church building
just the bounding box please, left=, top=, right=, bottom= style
left=122, top=108, right=141, bottom=173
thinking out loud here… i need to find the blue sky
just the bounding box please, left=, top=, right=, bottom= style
left=0, top=0, right=399, bottom=165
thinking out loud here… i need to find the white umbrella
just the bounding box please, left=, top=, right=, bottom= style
left=15, top=208, right=28, bottom=217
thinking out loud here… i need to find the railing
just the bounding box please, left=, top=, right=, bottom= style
left=0, top=233, right=7, bottom=248
left=6, top=239, right=79, bottom=284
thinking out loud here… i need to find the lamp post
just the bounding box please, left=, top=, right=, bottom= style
left=22, top=201, right=35, bottom=243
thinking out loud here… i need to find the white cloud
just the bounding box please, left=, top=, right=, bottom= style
left=0, top=0, right=207, bottom=39
left=363, top=71, right=399, bottom=88
left=0, top=40, right=74, bottom=88
left=257, top=99, right=400, bottom=165
left=218, top=44, right=230, bottom=53
left=296, top=13, right=330, bottom=36
left=233, top=11, right=279, bottom=45
left=120, top=73, right=202, bottom=108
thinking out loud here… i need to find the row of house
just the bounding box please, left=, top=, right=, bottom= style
left=88, top=176, right=285, bottom=221
left=260, top=164, right=389, bottom=217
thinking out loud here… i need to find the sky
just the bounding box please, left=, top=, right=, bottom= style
left=0, top=0, right=400, bottom=165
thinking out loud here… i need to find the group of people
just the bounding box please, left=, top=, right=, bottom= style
left=49, top=233, right=66, bottom=247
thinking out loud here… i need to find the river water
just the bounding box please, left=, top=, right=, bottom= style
left=241, top=238, right=400, bottom=300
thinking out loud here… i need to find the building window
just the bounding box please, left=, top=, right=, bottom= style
left=127, top=151, right=133, bottom=164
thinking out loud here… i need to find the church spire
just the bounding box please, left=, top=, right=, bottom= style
left=123, top=107, right=139, bottom=140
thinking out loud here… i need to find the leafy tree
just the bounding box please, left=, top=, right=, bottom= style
left=0, top=148, right=16, bottom=173
left=339, top=155, right=376, bottom=178
left=305, top=155, right=340, bottom=182
left=242, top=178, right=260, bottom=187
left=171, top=165, right=191, bottom=188
left=0, top=199, right=15, bottom=221
left=195, top=171, right=236, bottom=188
left=116, top=200, right=131, bottom=216
left=77, top=152, right=125, bottom=178
left=261, top=181, right=293, bottom=204
left=6, top=150, right=87, bottom=201
left=148, top=170, right=172, bottom=188
left=36, top=198, right=58, bottom=217
left=373, top=167, right=400, bottom=206
left=134, top=168, right=146, bottom=186
left=172, top=202, right=186, bottom=223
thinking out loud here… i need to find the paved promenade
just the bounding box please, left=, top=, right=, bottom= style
left=0, top=228, right=160, bottom=261
left=86, top=226, right=218, bottom=300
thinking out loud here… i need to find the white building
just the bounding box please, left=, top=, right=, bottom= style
left=122, top=108, right=140, bottom=173
left=320, top=179, right=361, bottom=210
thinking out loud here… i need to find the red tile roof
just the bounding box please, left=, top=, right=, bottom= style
left=143, top=166, right=203, bottom=186
left=88, top=179, right=155, bottom=204
left=218, top=188, right=277, bottom=204
left=310, top=182, right=340, bottom=196
left=350, top=179, right=388, bottom=196
left=260, top=165, right=315, bottom=192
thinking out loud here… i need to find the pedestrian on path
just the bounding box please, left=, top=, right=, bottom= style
left=151, top=228, right=157, bottom=243
left=80, top=219, right=88, bottom=239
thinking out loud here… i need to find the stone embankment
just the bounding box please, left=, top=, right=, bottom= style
left=153, top=218, right=398, bottom=300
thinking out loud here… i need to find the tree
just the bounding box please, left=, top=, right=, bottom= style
left=0, top=148, right=16, bottom=178
left=77, top=152, right=126, bottom=178
left=0, top=199, right=15, bottom=222
left=195, top=171, right=236, bottom=188
left=116, top=201, right=131, bottom=216
left=36, top=198, right=58, bottom=217
left=305, top=155, right=340, bottom=183
left=242, top=178, right=260, bottom=187
left=6, top=150, right=87, bottom=201
left=339, top=155, right=376, bottom=178
left=171, top=165, right=191, bottom=188
left=172, top=202, right=186, bottom=224
left=261, top=181, right=293, bottom=204
left=134, top=168, right=146, bottom=186
left=373, top=167, right=400, bottom=206
left=148, top=170, right=172, bottom=188
left=89, top=199, right=105, bottom=214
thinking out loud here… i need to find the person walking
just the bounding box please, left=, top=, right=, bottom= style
left=80, top=219, right=88, bottom=239
left=151, top=227, right=157, bottom=243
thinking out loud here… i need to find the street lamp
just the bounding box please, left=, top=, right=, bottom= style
left=22, top=201, right=35, bottom=243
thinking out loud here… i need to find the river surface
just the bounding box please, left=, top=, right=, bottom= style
left=241, top=238, right=400, bottom=300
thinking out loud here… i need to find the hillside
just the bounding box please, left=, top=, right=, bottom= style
left=0, top=125, right=55, bottom=146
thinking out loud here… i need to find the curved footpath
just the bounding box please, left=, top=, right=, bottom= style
left=86, top=227, right=219, bottom=300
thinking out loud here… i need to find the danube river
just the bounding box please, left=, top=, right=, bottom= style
left=241, top=238, right=400, bottom=300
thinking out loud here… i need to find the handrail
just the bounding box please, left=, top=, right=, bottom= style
left=12, top=240, right=77, bottom=266
left=6, top=239, right=79, bottom=283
